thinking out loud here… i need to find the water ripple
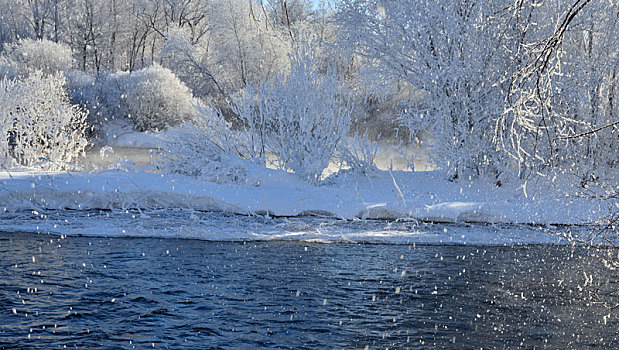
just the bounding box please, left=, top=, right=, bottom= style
left=0, top=232, right=618, bottom=349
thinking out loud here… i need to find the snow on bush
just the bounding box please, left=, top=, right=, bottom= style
left=65, top=71, right=126, bottom=137
left=232, top=47, right=353, bottom=183
left=0, top=39, right=74, bottom=77
left=120, top=64, right=196, bottom=132
left=0, top=72, right=87, bottom=169
left=65, top=65, right=196, bottom=134
left=338, top=133, right=381, bottom=174
left=64, top=70, right=107, bottom=137
left=158, top=48, right=352, bottom=185
left=158, top=102, right=247, bottom=184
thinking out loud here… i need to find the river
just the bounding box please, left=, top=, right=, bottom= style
left=1, top=226, right=618, bottom=349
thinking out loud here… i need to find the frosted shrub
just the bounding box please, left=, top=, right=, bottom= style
left=159, top=47, right=352, bottom=185
left=338, top=133, right=381, bottom=174
left=234, top=47, right=353, bottom=183
left=159, top=102, right=247, bottom=184
left=64, top=70, right=107, bottom=136
left=0, top=72, right=88, bottom=169
left=97, top=72, right=131, bottom=124
left=1, top=39, right=73, bottom=77
left=65, top=71, right=127, bottom=136
left=121, top=65, right=196, bottom=131
left=65, top=66, right=196, bottom=133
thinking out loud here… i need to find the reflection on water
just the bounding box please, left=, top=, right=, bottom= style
left=0, top=231, right=617, bottom=349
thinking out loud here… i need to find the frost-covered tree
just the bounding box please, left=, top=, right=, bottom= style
left=260, top=0, right=313, bottom=40
left=338, top=0, right=618, bottom=182
left=0, top=38, right=73, bottom=77
left=0, top=1, right=31, bottom=46
left=233, top=46, right=352, bottom=183
left=497, top=0, right=619, bottom=179
left=0, top=0, right=61, bottom=42
left=494, top=0, right=619, bottom=245
left=0, top=0, right=331, bottom=73
left=338, top=0, right=514, bottom=180
left=208, top=0, right=290, bottom=94
left=0, top=72, right=88, bottom=168
left=159, top=0, right=291, bottom=99
left=159, top=25, right=226, bottom=98
left=0, top=0, right=329, bottom=100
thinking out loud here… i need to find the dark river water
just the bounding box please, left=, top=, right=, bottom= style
left=1, top=231, right=618, bottom=349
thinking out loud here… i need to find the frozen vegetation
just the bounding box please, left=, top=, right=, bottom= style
left=0, top=0, right=617, bottom=245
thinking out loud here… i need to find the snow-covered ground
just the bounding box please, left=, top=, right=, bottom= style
left=0, top=156, right=606, bottom=224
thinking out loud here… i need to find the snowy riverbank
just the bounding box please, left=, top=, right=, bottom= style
left=0, top=163, right=607, bottom=226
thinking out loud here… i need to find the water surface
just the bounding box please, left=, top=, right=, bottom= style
left=1, top=230, right=618, bottom=349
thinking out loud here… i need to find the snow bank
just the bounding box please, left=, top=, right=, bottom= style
left=0, top=165, right=607, bottom=225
